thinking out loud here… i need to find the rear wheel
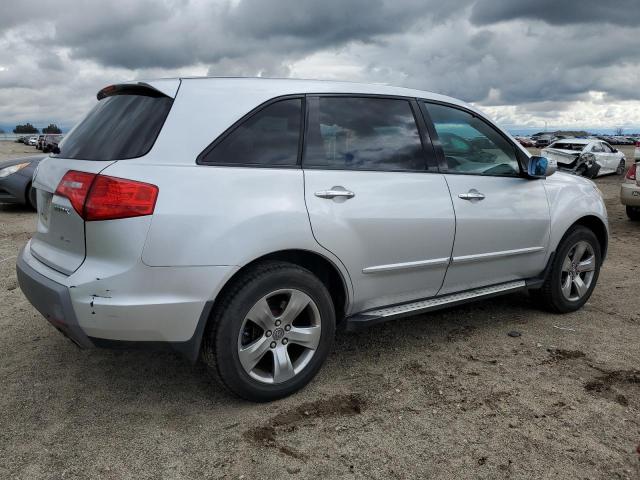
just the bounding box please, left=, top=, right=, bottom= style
left=202, top=261, right=335, bottom=402
left=531, top=226, right=601, bottom=313
left=627, top=206, right=640, bottom=221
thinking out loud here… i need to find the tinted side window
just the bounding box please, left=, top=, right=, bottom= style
left=601, top=142, right=614, bottom=153
left=591, top=143, right=604, bottom=153
left=425, top=102, right=520, bottom=176
left=303, top=97, right=425, bottom=171
left=53, top=93, right=173, bottom=161
left=200, top=98, right=301, bottom=166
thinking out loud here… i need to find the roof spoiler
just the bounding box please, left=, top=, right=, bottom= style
left=96, top=81, right=178, bottom=100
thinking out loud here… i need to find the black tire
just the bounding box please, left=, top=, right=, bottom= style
left=531, top=226, right=601, bottom=313
left=616, top=159, right=627, bottom=175
left=202, top=261, right=335, bottom=402
left=26, top=184, right=37, bottom=211
left=627, top=206, right=640, bottom=221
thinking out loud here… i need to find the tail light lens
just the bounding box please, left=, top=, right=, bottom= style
left=55, top=170, right=158, bottom=221
left=626, top=164, right=637, bottom=181
left=55, top=171, right=95, bottom=216
left=635, top=141, right=640, bottom=148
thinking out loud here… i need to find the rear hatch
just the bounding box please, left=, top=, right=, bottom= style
left=30, top=81, right=177, bottom=275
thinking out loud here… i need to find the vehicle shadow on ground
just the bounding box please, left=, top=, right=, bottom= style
left=25, top=291, right=539, bottom=410
left=0, top=203, right=34, bottom=214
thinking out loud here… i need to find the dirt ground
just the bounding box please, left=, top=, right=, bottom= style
left=0, top=141, right=638, bottom=479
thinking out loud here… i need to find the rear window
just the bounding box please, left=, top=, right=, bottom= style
left=52, top=92, right=173, bottom=160
left=549, top=142, right=585, bottom=151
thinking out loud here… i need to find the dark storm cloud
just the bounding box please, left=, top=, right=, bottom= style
left=54, top=0, right=469, bottom=70
left=471, top=0, right=640, bottom=26
left=228, top=0, right=465, bottom=43
left=1, top=0, right=639, bottom=128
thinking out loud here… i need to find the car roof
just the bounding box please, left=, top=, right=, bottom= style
left=138, top=76, right=477, bottom=111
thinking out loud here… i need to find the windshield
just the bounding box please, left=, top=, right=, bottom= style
left=52, top=93, right=173, bottom=160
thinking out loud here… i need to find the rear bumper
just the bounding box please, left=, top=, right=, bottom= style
left=16, top=247, right=93, bottom=348
left=16, top=242, right=238, bottom=360
left=621, top=182, right=640, bottom=206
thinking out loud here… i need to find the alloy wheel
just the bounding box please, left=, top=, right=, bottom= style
left=237, top=289, right=321, bottom=384
left=560, top=241, right=596, bottom=302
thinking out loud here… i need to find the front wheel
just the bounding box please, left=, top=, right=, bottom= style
left=627, top=206, right=640, bottom=221
left=616, top=159, right=626, bottom=175
left=531, top=226, right=601, bottom=313
left=26, top=184, right=37, bottom=211
left=202, top=261, right=335, bottom=402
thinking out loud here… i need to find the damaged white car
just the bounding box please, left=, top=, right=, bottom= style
left=542, top=139, right=626, bottom=178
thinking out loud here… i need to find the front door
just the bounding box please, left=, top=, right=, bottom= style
left=422, top=101, right=550, bottom=295
left=303, top=96, right=456, bottom=312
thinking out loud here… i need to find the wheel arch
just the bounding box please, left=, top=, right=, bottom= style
left=226, top=249, right=351, bottom=322
left=178, top=249, right=351, bottom=364
left=565, top=215, right=608, bottom=260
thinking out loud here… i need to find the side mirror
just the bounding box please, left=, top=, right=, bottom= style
left=527, top=155, right=557, bottom=178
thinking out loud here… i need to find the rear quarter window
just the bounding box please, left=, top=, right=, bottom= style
left=198, top=98, right=302, bottom=167
left=52, top=92, right=173, bottom=161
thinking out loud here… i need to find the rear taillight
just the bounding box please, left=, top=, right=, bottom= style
left=55, top=171, right=96, bottom=216
left=635, top=141, right=640, bottom=148
left=55, top=170, right=158, bottom=221
left=84, top=175, right=158, bottom=221
left=626, top=164, right=637, bottom=181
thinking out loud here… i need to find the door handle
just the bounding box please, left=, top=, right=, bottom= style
left=458, top=189, right=485, bottom=201
left=314, top=187, right=355, bottom=200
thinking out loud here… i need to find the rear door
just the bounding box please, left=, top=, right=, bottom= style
left=421, top=101, right=550, bottom=295
left=30, top=83, right=176, bottom=274
left=600, top=142, right=619, bottom=172
left=303, top=96, right=455, bottom=312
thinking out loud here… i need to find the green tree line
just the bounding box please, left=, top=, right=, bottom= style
left=12, top=123, right=62, bottom=134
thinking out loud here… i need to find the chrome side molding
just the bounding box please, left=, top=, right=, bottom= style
left=362, top=257, right=450, bottom=274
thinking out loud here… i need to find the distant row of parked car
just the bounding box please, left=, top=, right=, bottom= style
left=516, top=134, right=640, bottom=149
left=16, top=134, right=64, bottom=153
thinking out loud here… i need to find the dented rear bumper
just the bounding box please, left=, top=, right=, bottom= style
left=16, top=246, right=94, bottom=348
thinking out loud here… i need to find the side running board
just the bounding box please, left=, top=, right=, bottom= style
left=344, top=280, right=526, bottom=331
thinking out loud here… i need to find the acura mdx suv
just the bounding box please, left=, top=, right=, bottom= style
left=17, top=78, right=608, bottom=401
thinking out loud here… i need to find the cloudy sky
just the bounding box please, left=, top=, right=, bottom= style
left=1, top=0, right=639, bottom=133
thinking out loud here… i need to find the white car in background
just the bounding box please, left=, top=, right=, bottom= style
left=634, top=139, right=640, bottom=161
left=542, top=138, right=626, bottom=178
left=27, top=136, right=38, bottom=146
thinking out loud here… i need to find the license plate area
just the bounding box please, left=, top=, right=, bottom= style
left=38, top=190, right=52, bottom=229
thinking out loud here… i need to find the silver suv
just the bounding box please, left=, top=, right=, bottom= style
left=17, top=78, right=608, bottom=401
